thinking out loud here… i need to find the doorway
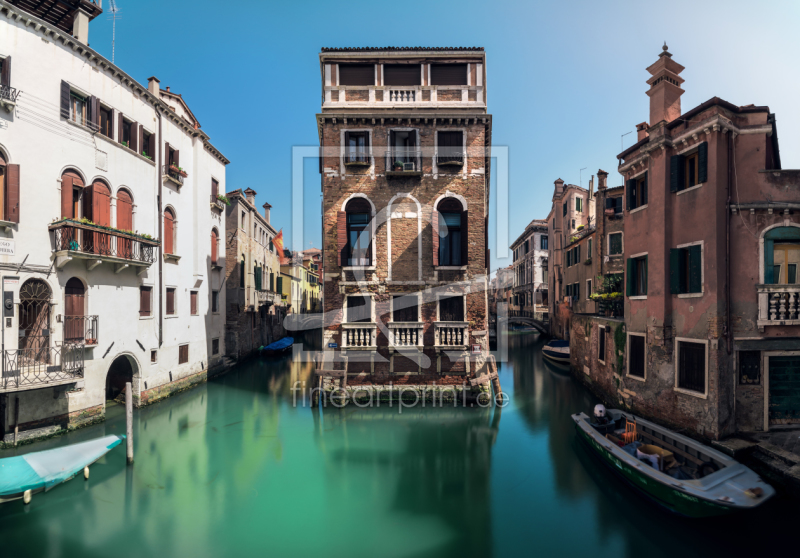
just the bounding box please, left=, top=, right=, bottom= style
left=65, top=277, right=85, bottom=343
left=767, top=352, right=800, bottom=427
left=18, top=279, right=52, bottom=364
left=106, top=355, right=134, bottom=402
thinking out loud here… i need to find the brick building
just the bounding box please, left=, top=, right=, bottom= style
left=316, top=47, right=494, bottom=393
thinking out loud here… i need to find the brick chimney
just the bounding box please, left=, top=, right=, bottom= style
left=646, top=43, right=685, bottom=124
left=554, top=178, right=564, bottom=197
left=597, top=169, right=608, bottom=191
left=263, top=202, right=272, bottom=225
left=73, top=8, right=91, bottom=44
left=244, top=188, right=257, bottom=206
left=636, top=122, right=649, bottom=141
left=148, top=77, right=160, bottom=96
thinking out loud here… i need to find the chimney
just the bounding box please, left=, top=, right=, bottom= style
left=72, top=8, right=91, bottom=44
left=597, top=169, right=608, bottom=191
left=244, top=188, right=257, bottom=206
left=554, top=178, right=564, bottom=196
left=147, top=76, right=160, bottom=96
left=636, top=122, right=649, bottom=141
left=166, top=86, right=171, bottom=93
left=263, top=202, right=272, bottom=225
left=646, top=43, right=685, bottom=124
left=589, top=176, right=594, bottom=199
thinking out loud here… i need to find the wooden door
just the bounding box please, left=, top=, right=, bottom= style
left=211, top=229, right=218, bottom=265
left=117, top=189, right=133, bottom=259
left=164, top=208, right=175, bottom=254
left=65, top=277, right=85, bottom=343
left=769, top=355, right=800, bottom=425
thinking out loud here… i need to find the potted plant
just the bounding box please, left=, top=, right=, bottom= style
left=393, top=160, right=404, bottom=171
left=170, top=163, right=188, bottom=177
left=217, top=194, right=230, bottom=206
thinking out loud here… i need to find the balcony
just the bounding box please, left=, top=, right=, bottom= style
left=434, top=322, right=469, bottom=349
left=0, top=344, right=85, bottom=393
left=388, top=322, right=424, bottom=349
left=49, top=219, right=160, bottom=271
left=62, top=315, right=99, bottom=346
left=210, top=194, right=226, bottom=213
left=436, top=148, right=465, bottom=168
left=257, top=290, right=281, bottom=306
left=324, top=85, right=485, bottom=109
left=758, top=285, right=800, bottom=330
left=162, top=164, right=187, bottom=187
left=385, top=149, right=422, bottom=177
left=342, top=323, right=377, bottom=349
left=0, top=85, right=19, bottom=112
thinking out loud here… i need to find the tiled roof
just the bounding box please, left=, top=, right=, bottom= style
left=321, top=46, right=483, bottom=52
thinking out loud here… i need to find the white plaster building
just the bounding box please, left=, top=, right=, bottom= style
left=0, top=0, right=229, bottom=443
left=509, top=219, right=549, bottom=316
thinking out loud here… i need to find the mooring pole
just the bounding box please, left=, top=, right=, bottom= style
left=13, top=396, right=19, bottom=447
left=125, top=382, right=133, bottom=464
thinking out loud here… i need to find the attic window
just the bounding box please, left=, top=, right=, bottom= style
left=338, top=64, right=374, bottom=86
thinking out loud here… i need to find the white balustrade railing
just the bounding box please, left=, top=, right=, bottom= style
left=389, top=90, right=416, bottom=102
left=757, top=285, right=800, bottom=329
left=434, top=322, right=469, bottom=347
left=388, top=323, right=424, bottom=347
left=342, top=323, right=377, bottom=348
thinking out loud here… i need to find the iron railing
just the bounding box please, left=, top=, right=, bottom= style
left=0, top=85, right=20, bottom=104
left=437, top=148, right=465, bottom=166
left=63, top=315, right=99, bottom=345
left=162, top=164, right=185, bottom=184
left=385, top=148, right=422, bottom=173
left=50, top=220, right=159, bottom=264
left=1, top=343, right=84, bottom=391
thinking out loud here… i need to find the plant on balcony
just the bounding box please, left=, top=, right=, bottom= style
left=217, top=195, right=230, bottom=206
left=393, top=160, right=404, bottom=171
left=54, top=218, right=159, bottom=243
left=169, top=163, right=188, bottom=177
left=122, top=141, right=129, bottom=148
left=577, top=224, right=585, bottom=230
left=141, top=151, right=152, bottom=160
left=584, top=258, right=592, bottom=265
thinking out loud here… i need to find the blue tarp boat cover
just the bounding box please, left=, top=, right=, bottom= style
left=0, top=435, right=124, bottom=497
left=261, top=337, right=294, bottom=352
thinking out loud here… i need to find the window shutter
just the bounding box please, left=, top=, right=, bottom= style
left=642, top=172, right=648, bottom=205
left=430, top=64, right=468, bottom=86
left=338, top=64, right=374, bottom=86
left=60, top=80, right=70, bottom=119
left=626, top=179, right=633, bottom=210
left=643, top=255, right=648, bottom=295
left=669, top=248, right=680, bottom=294
left=670, top=154, right=683, bottom=192
left=211, top=230, right=218, bottom=264
left=118, top=113, right=124, bottom=144
left=764, top=239, right=774, bottom=284
left=432, top=209, right=440, bottom=266
left=626, top=258, right=634, bottom=296
left=61, top=174, right=73, bottom=218
left=191, top=291, right=197, bottom=315
left=1, top=56, right=10, bottom=87
left=689, top=245, right=702, bottom=293
left=149, top=132, right=156, bottom=160
left=460, top=208, right=469, bottom=264
left=6, top=164, right=19, bottom=223
left=139, top=287, right=151, bottom=317
left=277, top=276, right=283, bottom=293
left=698, top=142, right=708, bottom=183
left=165, top=142, right=171, bottom=166
left=131, top=122, right=139, bottom=153
left=88, top=96, right=98, bottom=130
left=211, top=178, right=218, bottom=199
left=337, top=210, right=347, bottom=266
left=577, top=245, right=581, bottom=262
left=174, top=149, right=180, bottom=168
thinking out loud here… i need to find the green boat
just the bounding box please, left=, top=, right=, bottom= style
left=572, top=409, right=775, bottom=517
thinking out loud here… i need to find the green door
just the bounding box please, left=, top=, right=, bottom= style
left=769, top=355, right=800, bottom=424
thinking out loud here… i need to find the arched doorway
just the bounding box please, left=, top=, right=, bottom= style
left=64, top=278, right=85, bottom=343
left=117, top=189, right=133, bottom=259
left=106, top=355, right=134, bottom=402
left=164, top=207, right=175, bottom=254
left=19, top=279, right=52, bottom=363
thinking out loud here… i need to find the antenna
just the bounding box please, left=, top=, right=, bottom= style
left=107, top=0, right=121, bottom=64
left=621, top=130, right=633, bottom=152
left=579, top=167, right=587, bottom=188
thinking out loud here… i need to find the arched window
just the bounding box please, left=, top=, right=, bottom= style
left=434, top=198, right=466, bottom=266
left=340, top=197, right=372, bottom=266
left=164, top=207, right=175, bottom=254
left=0, top=151, right=19, bottom=223
left=60, top=169, right=85, bottom=219
left=211, top=228, right=219, bottom=265
left=765, top=227, right=800, bottom=285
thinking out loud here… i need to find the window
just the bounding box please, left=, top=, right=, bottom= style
left=338, top=64, right=374, bottom=86
left=211, top=228, right=219, bottom=265
left=163, top=207, right=175, bottom=254
left=430, top=64, right=467, bottom=86
left=586, top=279, right=592, bottom=299
left=0, top=56, right=9, bottom=89
left=121, top=118, right=132, bottom=148
left=344, top=131, right=369, bottom=164
left=346, top=295, right=371, bottom=323
left=566, top=245, right=580, bottom=267
left=588, top=238, right=592, bottom=258
left=99, top=106, right=113, bottom=139
left=626, top=255, right=647, bottom=297
left=150, top=350, right=157, bottom=363
left=572, top=219, right=575, bottom=230
left=389, top=130, right=418, bottom=168
left=345, top=198, right=372, bottom=266
left=190, top=291, right=198, bottom=315
left=0, top=152, right=19, bottom=223
left=393, top=295, right=419, bottom=322
left=598, top=326, right=606, bottom=362
left=524, top=240, right=529, bottom=254
left=70, top=91, right=87, bottom=126
left=670, top=244, right=702, bottom=294
left=562, top=202, right=567, bottom=217
left=739, top=350, right=761, bottom=385
left=439, top=296, right=465, bottom=321
left=541, top=236, right=548, bottom=250
left=628, top=334, right=646, bottom=378
left=627, top=172, right=648, bottom=210
left=212, top=290, right=219, bottom=313
left=166, top=287, right=176, bottom=315
left=179, top=344, right=189, bottom=364
left=240, top=257, right=245, bottom=288
left=576, top=197, right=582, bottom=212
left=139, top=286, right=152, bottom=317
left=670, top=143, right=707, bottom=192
left=543, top=260, right=548, bottom=284
left=771, top=243, right=800, bottom=285
left=677, top=340, right=706, bottom=394
left=384, top=64, right=421, bottom=86
left=142, top=129, right=153, bottom=158
left=608, top=233, right=623, bottom=256
left=212, top=338, right=220, bottom=355
left=605, top=196, right=623, bottom=215
left=437, top=131, right=463, bottom=165
left=437, top=198, right=463, bottom=266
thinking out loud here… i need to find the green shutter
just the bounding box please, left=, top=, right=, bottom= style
left=670, top=248, right=681, bottom=294
left=698, top=142, right=708, bottom=183
left=670, top=154, right=685, bottom=192
left=689, top=245, right=702, bottom=293
left=277, top=276, right=283, bottom=293
left=642, top=172, right=648, bottom=205
left=626, top=179, right=633, bottom=211
left=764, top=239, right=774, bottom=284
left=626, top=258, right=634, bottom=296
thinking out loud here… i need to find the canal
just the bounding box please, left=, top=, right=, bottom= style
left=1, top=331, right=798, bottom=557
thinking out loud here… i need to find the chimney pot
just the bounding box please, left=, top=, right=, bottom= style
left=597, top=169, right=608, bottom=190
left=72, top=9, right=90, bottom=45
left=147, top=76, right=160, bottom=96
left=636, top=122, right=649, bottom=141
left=166, top=86, right=171, bottom=93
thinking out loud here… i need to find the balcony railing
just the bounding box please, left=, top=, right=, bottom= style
left=385, top=149, right=422, bottom=175
left=162, top=164, right=185, bottom=185
left=388, top=90, right=416, bottom=102
left=0, top=85, right=20, bottom=105
left=437, top=148, right=465, bottom=166
left=324, top=85, right=485, bottom=107
left=388, top=322, right=424, bottom=348
left=344, top=150, right=371, bottom=166
left=1, top=344, right=85, bottom=392
left=257, top=290, right=281, bottom=306
left=63, top=315, right=99, bottom=345
left=342, top=323, right=377, bottom=348
left=758, top=285, right=800, bottom=329
left=434, top=322, right=469, bottom=348
left=50, top=220, right=159, bottom=267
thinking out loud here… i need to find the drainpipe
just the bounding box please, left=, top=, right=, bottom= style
left=157, top=110, right=163, bottom=347
left=726, top=132, right=733, bottom=355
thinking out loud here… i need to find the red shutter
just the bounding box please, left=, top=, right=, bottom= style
left=166, top=289, right=175, bottom=315
left=337, top=210, right=347, bottom=266
left=432, top=209, right=440, bottom=266
left=118, top=113, right=124, bottom=144
left=191, top=291, right=198, bottom=315
left=61, top=174, right=74, bottom=218
left=164, top=209, right=174, bottom=254
left=211, top=229, right=218, bottom=264
left=211, top=178, right=218, bottom=199
left=139, top=287, right=151, bottom=317
left=461, top=208, right=469, bottom=265
left=93, top=182, right=111, bottom=227
left=5, top=164, right=19, bottom=223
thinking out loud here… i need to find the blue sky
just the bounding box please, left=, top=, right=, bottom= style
left=86, top=0, right=800, bottom=271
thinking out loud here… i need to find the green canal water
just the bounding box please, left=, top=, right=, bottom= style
left=1, top=331, right=799, bottom=557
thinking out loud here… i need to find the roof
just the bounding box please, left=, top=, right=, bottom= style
left=160, top=88, right=201, bottom=129
left=321, top=46, right=483, bottom=52
left=8, top=0, right=102, bottom=34
left=510, top=218, right=548, bottom=249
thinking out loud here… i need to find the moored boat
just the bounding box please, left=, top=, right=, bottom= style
left=260, top=336, right=294, bottom=357
left=542, top=339, right=570, bottom=363
left=572, top=407, right=774, bottom=517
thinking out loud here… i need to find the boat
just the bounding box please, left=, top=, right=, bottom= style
left=572, top=407, right=775, bottom=517
left=260, top=336, right=294, bottom=357
left=542, top=339, right=570, bottom=363
left=0, top=434, right=124, bottom=505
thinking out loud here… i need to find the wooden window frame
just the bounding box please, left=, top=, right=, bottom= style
left=608, top=232, right=623, bottom=256
left=685, top=151, right=699, bottom=188
left=627, top=332, right=647, bottom=381
left=70, top=91, right=87, bottom=126
left=99, top=105, right=113, bottom=139
left=178, top=343, right=189, bottom=365
left=674, top=338, right=708, bottom=398
left=190, top=290, right=198, bottom=315
left=436, top=293, right=466, bottom=322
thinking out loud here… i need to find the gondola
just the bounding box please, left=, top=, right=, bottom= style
left=260, top=336, right=294, bottom=357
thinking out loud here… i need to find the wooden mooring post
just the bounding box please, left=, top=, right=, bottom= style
left=125, top=382, right=133, bottom=464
